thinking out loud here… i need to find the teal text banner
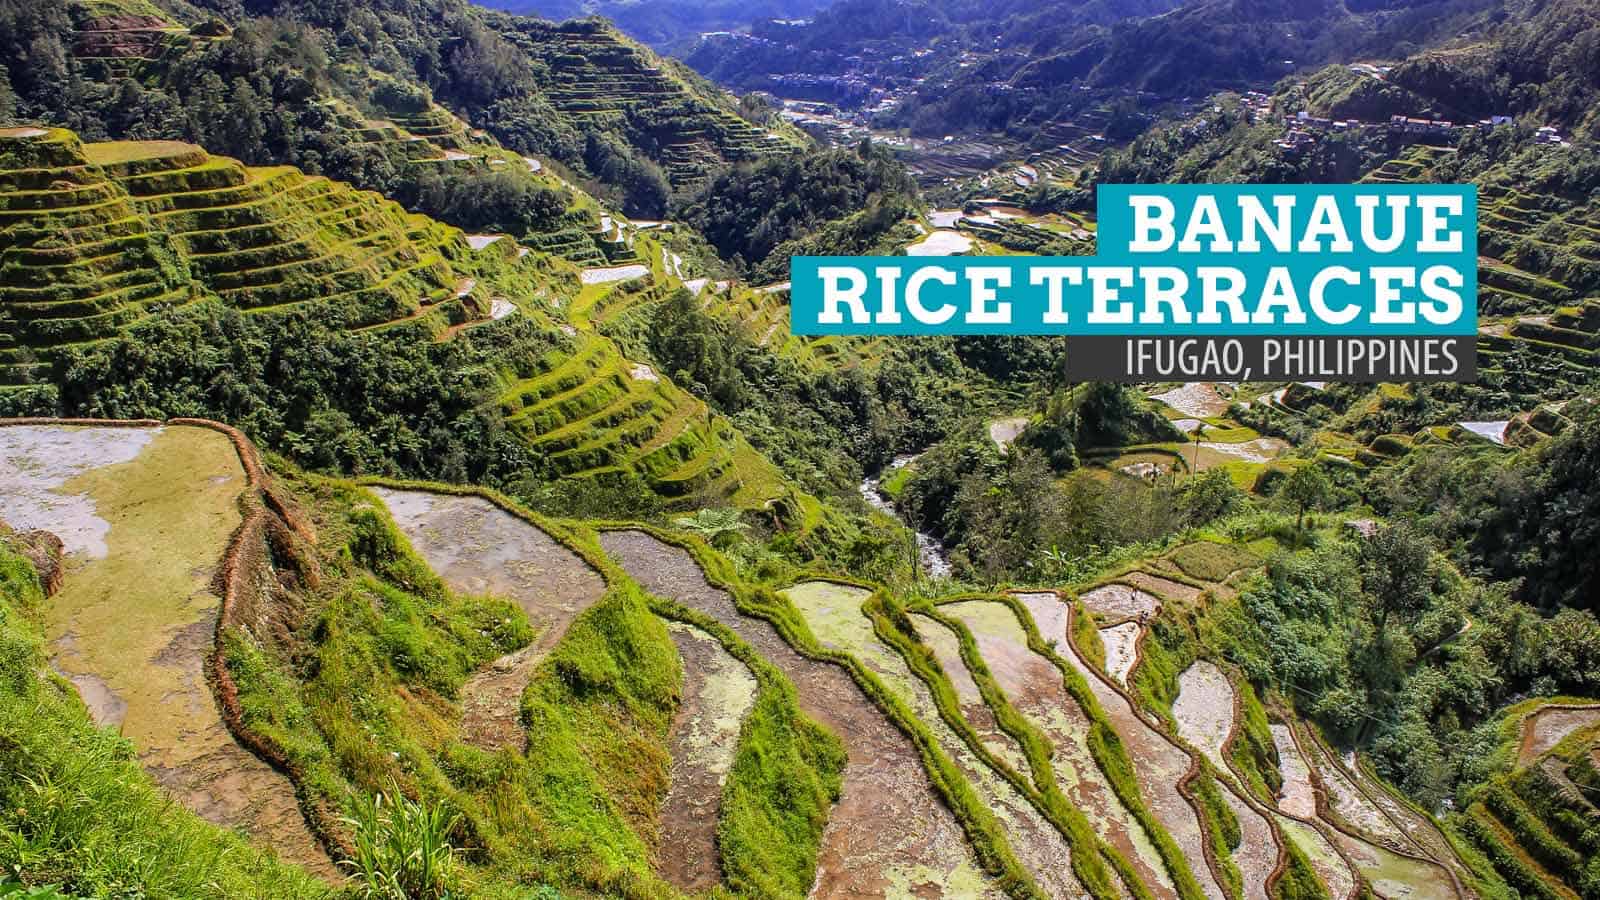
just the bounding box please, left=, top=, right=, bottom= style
left=789, top=184, right=1477, bottom=336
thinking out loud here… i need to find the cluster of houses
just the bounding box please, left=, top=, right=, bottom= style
left=1269, top=107, right=1566, bottom=153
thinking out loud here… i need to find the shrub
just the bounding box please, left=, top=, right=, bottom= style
left=342, top=782, right=462, bottom=900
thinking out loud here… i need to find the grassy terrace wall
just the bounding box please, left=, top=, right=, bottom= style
left=0, top=128, right=790, bottom=508
left=493, top=325, right=772, bottom=501
left=350, top=479, right=846, bottom=899
left=1454, top=701, right=1600, bottom=900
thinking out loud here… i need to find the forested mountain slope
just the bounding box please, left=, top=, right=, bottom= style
left=0, top=0, right=804, bottom=217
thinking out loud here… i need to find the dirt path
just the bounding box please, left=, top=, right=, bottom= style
left=1520, top=705, right=1600, bottom=766
left=1, top=424, right=333, bottom=878
left=941, top=598, right=1177, bottom=900
left=1016, top=592, right=1226, bottom=900
left=598, top=531, right=1000, bottom=899
left=780, top=581, right=1084, bottom=899
left=370, top=488, right=606, bottom=750
left=658, top=621, right=757, bottom=892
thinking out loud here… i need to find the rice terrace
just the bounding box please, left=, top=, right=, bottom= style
left=3, top=0, right=1600, bottom=896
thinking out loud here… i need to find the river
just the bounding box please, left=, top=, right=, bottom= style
left=858, top=454, right=953, bottom=579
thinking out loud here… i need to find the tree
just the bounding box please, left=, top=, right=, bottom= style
left=1358, top=521, right=1433, bottom=631
left=1281, top=464, right=1332, bottom=533
left=1178, top=468, right=1243, bottom=525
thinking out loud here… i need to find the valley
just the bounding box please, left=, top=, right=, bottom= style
left=0, top=0, right=1598, bottom=897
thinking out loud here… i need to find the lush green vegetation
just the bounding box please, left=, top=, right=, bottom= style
left=1372, top=402, right=1600, bottom=613
left=678, top=142, right=916, bottom=277
left=0, top=526, right=329, bottom=898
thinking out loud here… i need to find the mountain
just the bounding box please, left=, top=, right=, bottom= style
left=0, top=0, right=805, bottom=217
left=3, top=0, right=1600, bottom=898
left=475, top=0, right=835, bottom=51
left=683, top=0, right=1498, bottom=138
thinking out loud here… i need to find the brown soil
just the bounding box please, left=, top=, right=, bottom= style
left=656, top=621, right=757, bottom=893
left=6, top=424, right=334, bottom=879
left=1016, top=593, right=1225, bottom=900
left=1123, top=572, right=1205, bottom=605
left=1520, top=706, right=1600, bottom=766
left=942, top=597, right=1178, bottom=900
left=1079, top=584, right=1162, bottom=622
left=11, top=529, right=64, bottom=596
left=370, top=488, right=606, bottom=750
left=599, top=530, right=1000, bottom=899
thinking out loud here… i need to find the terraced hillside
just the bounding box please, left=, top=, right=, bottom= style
left=0, top=128, right=804, bottom=511
left=590, top=520, right=1502, bottom=900
left=497, top=19, right=805, bottom=186
left=65, top=0, right=217, bottom=76
left=698, top=281, right=892, bottom=371
left=1457, top=702, right=1600, bottom=900
left=0, top=128, right=491, bottom=384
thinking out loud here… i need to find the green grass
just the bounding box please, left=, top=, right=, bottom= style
left=1189, top=772, right=1244, bottom=900
left=881, top=463, right=915, bottom=499
left=908, top=600, right=1147, bottom=900
left=1270, top=828, right=1332, bottom=900
left=0, top=530, right=329, bottom=898
left=1166, top=541, right=1260, bottom=584
left=326, top=480, right=846, bottom=897
left=221, top=476, right=687, bottom=896
left=635, top=574, right=845, bottom=899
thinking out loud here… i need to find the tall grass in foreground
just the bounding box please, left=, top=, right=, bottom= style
left=0, top=535, right=327, bottom=899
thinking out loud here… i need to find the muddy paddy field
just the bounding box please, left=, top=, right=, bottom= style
left=600, top=529, right=1000, bottom=898
left=0, top=424, right=332, bottom=877
left=659, top=620, right=757, bottom=891
left=779, top=580, right=1084, bottom=899
left=941, top=596, right=1177, bottom=898
left=370, top=488, right=607, bottom=750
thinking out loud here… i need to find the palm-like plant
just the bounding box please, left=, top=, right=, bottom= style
left=672, top=508, right=748, bottom=546
left=342, top=781, right=461, bottom=900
